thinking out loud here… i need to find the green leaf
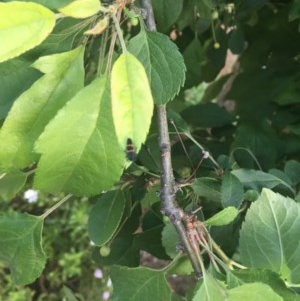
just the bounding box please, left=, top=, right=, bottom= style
left=289, top=1, right=300, bottom=22
left=231, top=121, right=278, bottom=170
left=221, top=173, right=244, bottom=208
left=239, top=188, right=300, bottom=284
left=63, top=286, right=79, bottom=301
left=152, top=0, right=183, bottom=32
left=205, top=207, right=238, bottom=227
left=111, top=266, right=172, bottom=301
left=166, top=256, right=194, bottom=277
left=167, top=108, right=190, bottom=134
left=0, top=58, right=41, bottom=120
left=161, top=222, right=179, bottom=258
left=0, top=212, right=46, bottom=285
left=231, top=269, right=300, bottom=301
left=231, top=169, right=294, bottom=193
left=127, top=29, right=186, bottom=104
left=34, top=76, right=124, bottom=196
left=134, top=226, right=169, bottom=259
left=192, top=178, right=221, bottom=201
left=111, top=52, right=154, bottom=153
left=0, top=0, right=74, bottom=10
left=58, top=0, right=101, bottom=18
left=88, top=191, right=126, bottom=246
left=183, top=38, right=206, bottom=88
left=228, top=27, right=245, bottom=55
left=284, top=160, right=300, bottom=186
left=193, top=270, right=228, bottom=301
left=0, top=2, right=55, bottom=62
left=0, top=170, right=27, bottom=201
left=0, top=47, right=85, bottom=169
left=92, top=236, right=140, bottom=267
left=181, top=103, right=233, bottom=128
left=228, top=283, right=282, bottom=301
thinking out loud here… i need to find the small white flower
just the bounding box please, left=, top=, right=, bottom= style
left=90, top=241, right=96, bottom=246
left=107, top=278, right=112, bottom=287
left=202, top=151, right=209, bottom=159
left=94, top=268, right=103, bottom=279
left=24, top=189, right=38, bottom=203
left=102, top=291, right=110, bottom=300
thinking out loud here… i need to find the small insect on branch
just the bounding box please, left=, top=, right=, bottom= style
left=126, top=138, right=137, bottom=161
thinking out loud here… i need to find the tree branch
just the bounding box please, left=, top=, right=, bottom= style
left=141, top=0, right=202, bottom=278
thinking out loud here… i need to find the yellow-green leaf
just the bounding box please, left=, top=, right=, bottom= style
left=111, top=52, right=154, bottom=154
left=58, top=0, right=101, bottom=18
left=0, top=2, right=55, bottom=63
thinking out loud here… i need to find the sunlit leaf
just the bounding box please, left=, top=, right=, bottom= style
left=0, top=47, right=85, bottom=169
left=205, top=207, right=238, bottom=227
left=0, top=2, right=55, bottom=62
left=0, top=212, right=46, bottom=285
left=111, top=52, right=154, bottom=154
left=34, top=76, right=124, bottom=196
left=240, top=188, right=300, bottom=284
left=58, top=0, right=101, bottom=18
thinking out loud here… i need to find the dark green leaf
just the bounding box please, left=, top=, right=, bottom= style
left=134, top=225, right=169, bottom=259
left=205, top=27, right=228, bottom=69
left=183, top=38, right=206, bottom=88
left=181, top=103, right=232, bottom=128
left=88, top=191, right=126, bottom=246
left=289, top=1, right=300, bottom=22
left=192, top=177, right=221, bottom=201
left=0, top=58, right=41, bottom=120
left=167, top=109, right=190, bottom=134
left=231, top=121, right=277, bottom=170
left=240, top=188, right=300, bottom=284
left=228, top=28, right=245, bottom=54
left=0, top=212, right=46, bottom=285
left=221, top=173, right=244, bottom=208
left=152, top=0, right=183, bottom=32
left=92, top=235, right=139, bottom=267
left=111, top=266, right=172, bottom=301
left=128, top=29, right=186, bottom=104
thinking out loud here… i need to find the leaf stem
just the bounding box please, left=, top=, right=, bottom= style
left=40, top=194, right=73, bottom=219
left=111, top=9, right=127, bottom=53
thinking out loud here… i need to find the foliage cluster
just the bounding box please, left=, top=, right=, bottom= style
left=1, top=0, right=300, bottom=300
